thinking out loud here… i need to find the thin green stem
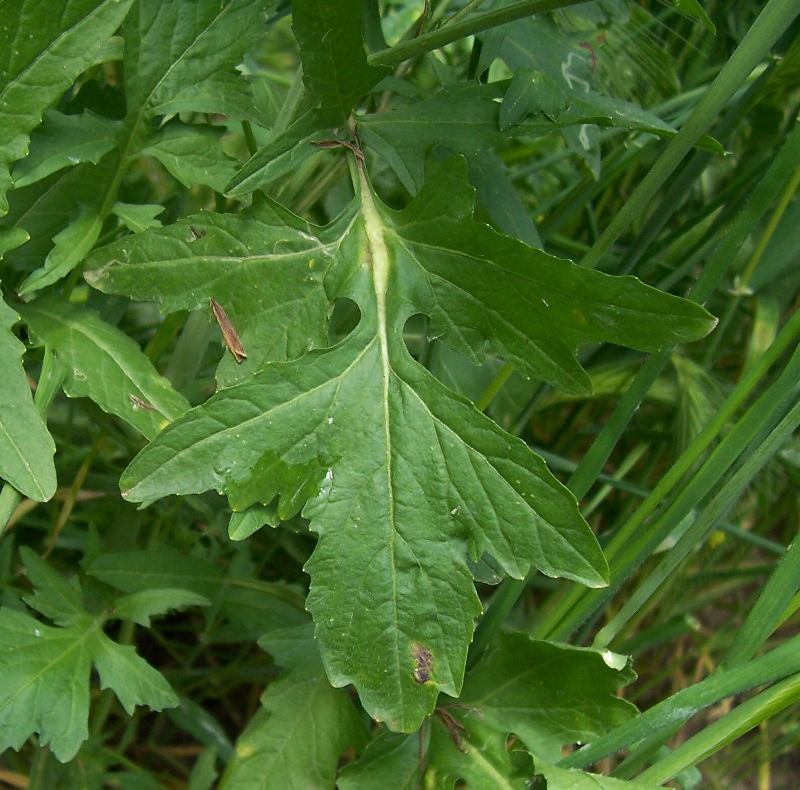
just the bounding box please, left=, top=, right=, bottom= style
left=241, top=120, right=258, bottom=157
left=474, top=363, right=514, bottom=412
left=367, top=0, right=583, bottom=67
left=272, top=67, right=305, bottom=137
left=739, top=165, right=800, bottom=287
left=559, top=633, right=800, bottom=769
left=579, top=0, right=800, bottom=271
left=722, top=528, right=800, bottom=668
left=445, top=0, right=490, bottom=28
left=538, top=310, right=800, bottom=640
left=638, top=673, right=800, bottom=784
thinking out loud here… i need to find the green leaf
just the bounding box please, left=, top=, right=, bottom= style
left=357, top=84, right=704, bottom=193
left=225, top=109, right=323, bottom=197
left=11, top=110, right=119, bottom=188
left=337, top=732, right=422, bottom=790
left=0, top=159, right=116, bottom=276
left=0, top=226, right=29, bottom=258
left=91, top=636, right=178, bottom=716
left=112, top=589, right=211, bottom=627
left=0, top=0, right=134, bottom=215
left=424, top=634, right=635, bottom=786
left=0, top=608, right=96, bottom=761
left=221, top=625, right=366, bottom=789
left=18, top=204, right=103, bottom=296
left=87, top=548, right=307, bottom=637
left=88, top=547, right=226, bottom=599
left=535, top=763, right=658, bottom=789
left=427, top=713, right=534, bottom=789
left=0, top=292, right=56, bottom=501
left=468, top=150, right=542, bottom=248
left=672, top=0, right=715, bottom=34
left=0, top=556, right=177, bottom=762
left=500, top=68, right=569, bottom=130
left=123, top=0, right=268, bottom=127
left=228, top=503, right=278, bottom=541
left=20, top=547, right=84, bottom=627
left=142, top=124, right=238, bottom=193
left=455, top=633, right=636, bottom=762
left=87, top=156, right=715, bottom=728
left=292, top=0, right=387, bottom=125
left=148, top=70, right=267, bottom=124
left=86, top=196, right=333, bottom=386
left=19, top=297, right=190, bottom=439
left=112, top=202, right=165, bottom=234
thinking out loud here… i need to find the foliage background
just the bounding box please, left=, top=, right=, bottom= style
left=0, top=0, right=798, bottom=787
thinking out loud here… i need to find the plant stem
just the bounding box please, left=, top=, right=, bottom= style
left=367, top=0, right=583, bottom=67
left=637, top=673, right=800, bottom=784
left=474, top=363, right=514, bottom=412
left=539, top=310, right=800, bottom=640
left=241, top=120, right=258, bottom=157
left=444, top=0, right=490, bottom=28
left=559, top=633, right=800, bottom=769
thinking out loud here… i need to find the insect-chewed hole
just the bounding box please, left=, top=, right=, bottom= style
left=403, top=313, right=429, bottom=360
left=328, top=297, right=361, bottom=344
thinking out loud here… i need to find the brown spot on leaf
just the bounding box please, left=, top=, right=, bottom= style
left=412, top=643, right=433, bottom=684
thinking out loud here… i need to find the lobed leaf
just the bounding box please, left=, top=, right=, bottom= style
left=337, top=731, right=422, bottom=790
left=112, top=589, right=211, bottom=627
left=0, top=555, right=177, bottom=762
left=86, top=155, right=715, bottom=728
left=535, top=763, right=659, bottom=789
left=18, top=204, right=103, bottom=296
left=142, top=124, right=238, bottom=193
left=455, top=633, right=636, bottom=762
left=123, top=0, right=268, bottom=127
left=357, top=83, right=709, bottom=193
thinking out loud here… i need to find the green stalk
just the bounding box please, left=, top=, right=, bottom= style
left=559, top=633, right=800, bottom=769
left=579, top=0, right=800, bottom=271
left=594, top=395, right=800, bottom=647
left=367, top=0, right=583, bottom=66
left=637, top=673, right=800, bottom=784
left=722, top=529, right=800, bottom=668
left=538, top=312, right=800, bottom=640
left=739, top=165, right=800, bottom=287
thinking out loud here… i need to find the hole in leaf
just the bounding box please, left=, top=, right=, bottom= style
left=328, top=297, right=361, bottom=344
left=403, top=313, right=429, bottom=360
